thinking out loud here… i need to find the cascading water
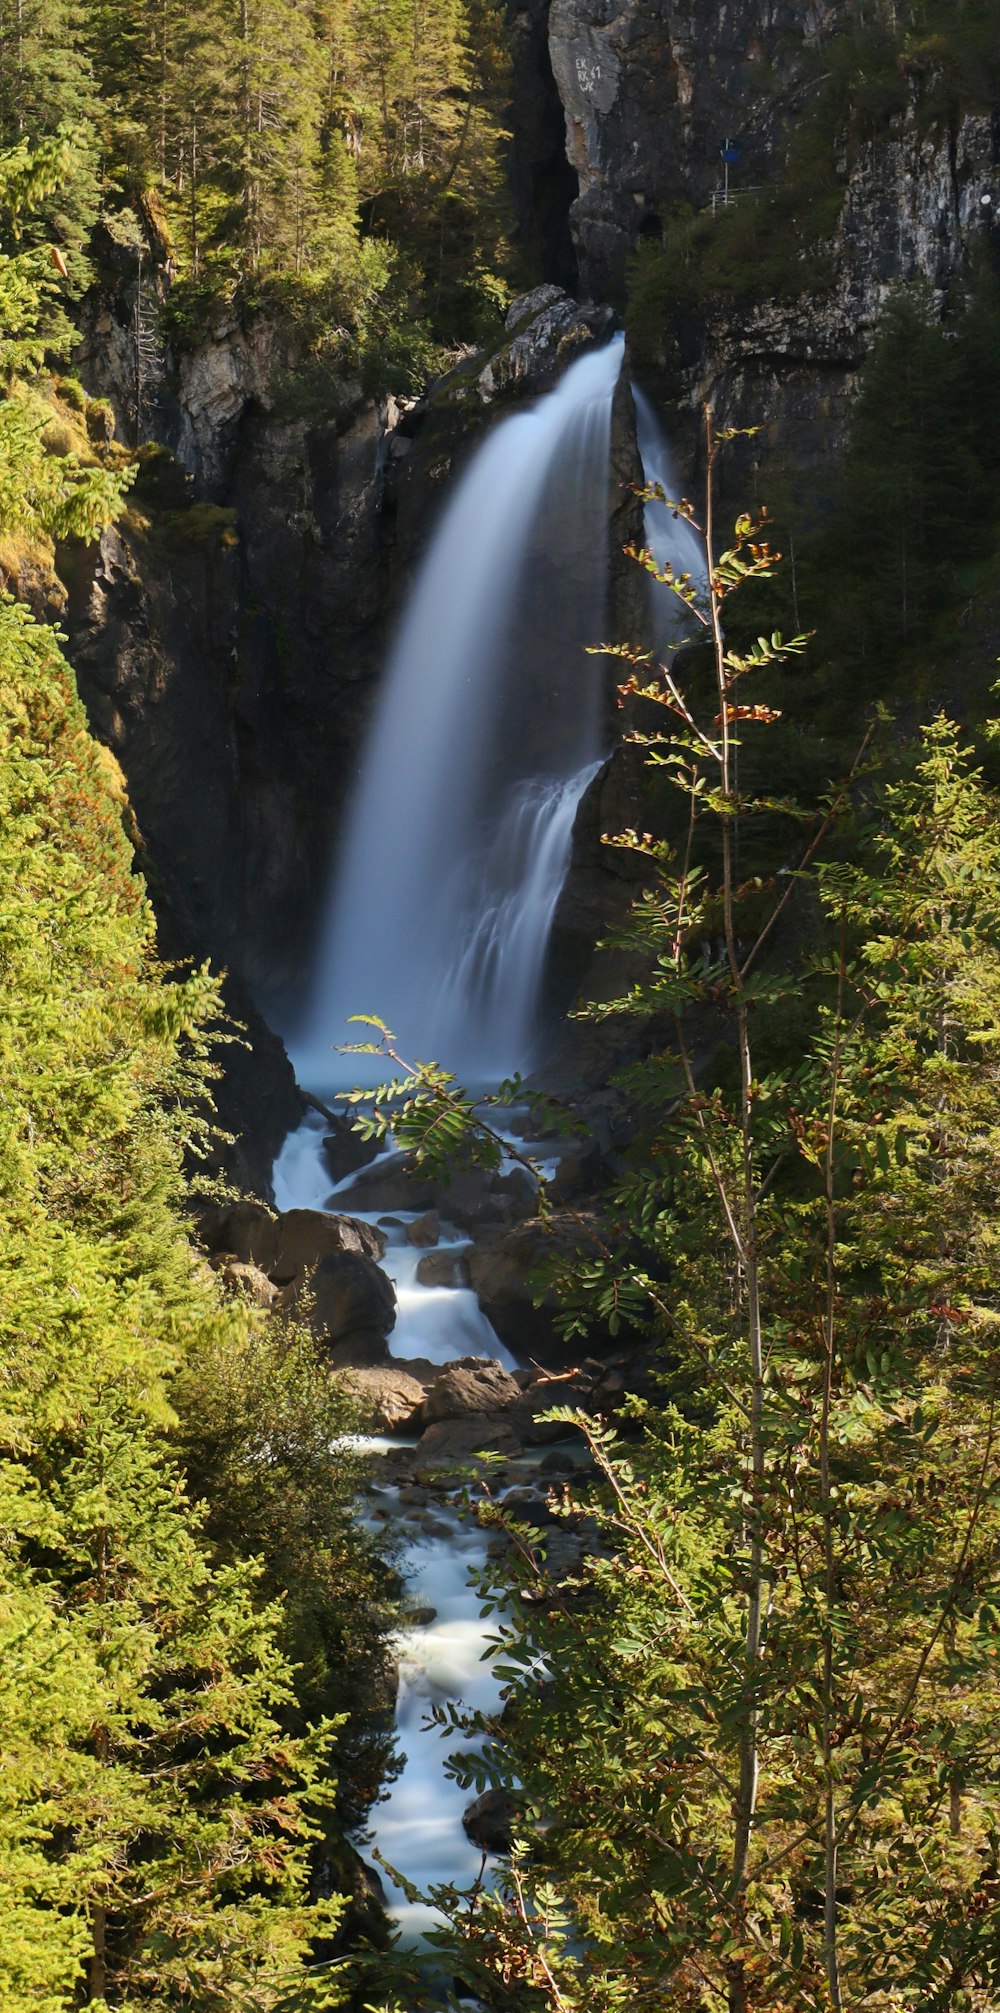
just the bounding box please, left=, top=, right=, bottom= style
left=273, top=349, right=707, bottom=1959
left=293, top=334, right=624, bottom=1093
left=633, top=384, right=707, bottom=654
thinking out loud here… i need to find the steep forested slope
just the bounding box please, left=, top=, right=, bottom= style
left=0, top=136, right=396, bottom=2008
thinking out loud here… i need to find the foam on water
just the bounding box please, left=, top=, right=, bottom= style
left=632, top=383, right=707, bottom=654
left=372, top=1506, right=506, bottom=1934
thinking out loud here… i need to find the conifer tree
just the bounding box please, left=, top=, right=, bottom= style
left=0, top=139, right=389, bottom=2005
left=357, top=428, right=1000, bottom=2011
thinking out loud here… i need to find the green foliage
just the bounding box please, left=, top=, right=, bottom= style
left=355, top=439, right=1000, bottom=2009
left=78, top=0, right=515, bottom=362
left=173, top=1314, right=401, bottom=1830
left=0, top=139, right=395, bottom=2005
left=747, top=271, right=1000, bottom=726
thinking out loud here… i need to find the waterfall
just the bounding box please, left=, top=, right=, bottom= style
left=633, top=384, right=707, bottom=654
left=273, top=360, right=706, bottom=1956
left=293, top=334, right=625, bottom=1094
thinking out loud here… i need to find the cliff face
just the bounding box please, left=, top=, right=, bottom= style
left=543, top=0, right=998, bottom=474
left=549, top=0, right=838, bottom=300
left=51, top=11, right=1000, bottom=1153
left=63, top=276, right=619, bottom=1015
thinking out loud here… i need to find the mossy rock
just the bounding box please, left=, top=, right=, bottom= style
left=131, top=443, right=194, bottom=509
left=152, top=502, right=240, bottom=553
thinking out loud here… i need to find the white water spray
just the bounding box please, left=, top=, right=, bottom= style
left=294, top=335, right=625, bottom=1092
left=633, top=384, right=707, bottom=653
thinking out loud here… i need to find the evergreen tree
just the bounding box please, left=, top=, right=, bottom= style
left=0, top=138, right=393, bottom=2004
left=358, top=434, right=1000, bottom=2010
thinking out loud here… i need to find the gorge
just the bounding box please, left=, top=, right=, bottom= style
left=4, top=0, right=1000, bottom=2004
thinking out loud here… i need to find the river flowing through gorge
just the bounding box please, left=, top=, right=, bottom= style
left=273, top=334, right=700, bottom=1960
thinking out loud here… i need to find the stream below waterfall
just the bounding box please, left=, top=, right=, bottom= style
left=272, top=331, right=703, bottom=1961
left=273, top=1113, right=562, bottom=1948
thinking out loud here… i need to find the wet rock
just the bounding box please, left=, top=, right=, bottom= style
left=406, top=1605, right=438, bottom=1626
left=547, top=1136, right=605, bottom=1202
left=535, top=1529, right=587, bottom=1585
left=415, top=1248, right=471, bottom=1289
left=336, top=1151, right=537, bottom=1231
left=418, top=1359, right=523, bottom=1426
left=537, top=1446, right=591, bottom=1477
left=200, top=1201, right=385, bottom=1278
left=500, top=1485, right=560, bottom=1528
left=322, top=1115, right=380, bottom=1185
left=467, top=1211, right=603, bottom=1361
left=462, top=1788, right=519, bottom=1854
left=312, top=1251, right=397, bottom=1356
left=337, top=1365, right=427, bottom=1430
left=406, top=1211, right=441, bottom=1247
left=335, top=1151, right=438, bottom=1215
left=414, top=1416, right=523, bottom=1469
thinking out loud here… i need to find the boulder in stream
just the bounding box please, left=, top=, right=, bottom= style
left=322, top=1113, right=380, bottom=1185
left=415, top=1247, right=471, bottom=1288
left=467, top=1211, right=603, bottom=1362
left=337, top=1364, right=428, bottom=1430
left=462, top=1788, right=519, bottom=1855
left=405, top=1211, right=440, bottom=1247
left=335, top=1150, right=537, bottom=1231
left=414, top=1415, right=523, bottom=1469
left=312, top=1250, right=397, bottom=1357
left=418, top=1358, right=523, bottom=1425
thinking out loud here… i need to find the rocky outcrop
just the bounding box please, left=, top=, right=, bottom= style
left=547, top=0, right=840, bottom=300
left=462, top=1788, right=520, bottom=1854
left=202, top=1200, right=397, bottom=1354
left=690, top=108, right=999, bottom=499
left=416, top=1358, right=524, bottom=1426
left=544, top=0, right=997, bottom=314
left=474, top=285, right=614, bottom=399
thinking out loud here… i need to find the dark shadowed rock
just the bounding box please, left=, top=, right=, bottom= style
left=334, top=1151, right=438, bottom=1215
left=499, top=1485, right=561, bottom=1528
left=462, top=1788, right=519, bottom=1854
left=415, top=1247, right=471, bottom=1288
left=322, top=1115, right=381, bottom=1185
left=414, top=1416, right=523, bottom=1468
left=336, top=1151, right=537, bottom=1231
left=311, top=1250, right=396, bottom=1354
